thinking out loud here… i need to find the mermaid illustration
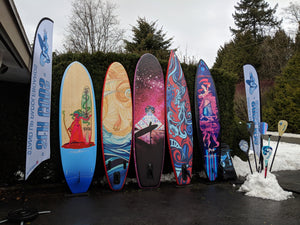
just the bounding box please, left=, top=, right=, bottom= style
left=198, top=78, right=220, bottom=151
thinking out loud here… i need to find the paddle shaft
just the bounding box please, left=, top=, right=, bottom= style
left=247, top=154, right=253, bottom=174
left=264, top=135, right=272, bottom=178
left=264, top=166, right=268, bottom=178
left=269, top=136, right=281, bottom=172
left=250, top=135, right=258, bottom=172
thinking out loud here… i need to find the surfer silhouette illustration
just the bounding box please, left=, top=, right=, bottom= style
left=38, top=30, right=50, bottom=66
left=246, top=73, right=257, bottom=95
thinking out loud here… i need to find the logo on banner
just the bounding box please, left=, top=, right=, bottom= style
left=246, top=73, right=257, bottom=95
left=38, top=30, right=51, bottom=66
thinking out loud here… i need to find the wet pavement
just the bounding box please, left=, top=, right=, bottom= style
left=0, top=171, right=299, bottom=225
left=274, top=170, right=300, bottom=194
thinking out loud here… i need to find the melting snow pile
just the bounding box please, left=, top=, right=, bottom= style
left=232, top=137, right=300, bottom=201
left=238, top=172, right=293, bottom=201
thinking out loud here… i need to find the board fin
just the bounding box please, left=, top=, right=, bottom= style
left=182, top=164, right=191, bottom=181
left=123, top=160, right=127, bottom=169
left=147, top=163, right=153, bottom=179
left=113, top=172, right=120, bottom=184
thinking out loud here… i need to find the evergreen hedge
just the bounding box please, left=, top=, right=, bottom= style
left=263, top=50, right=300, bottom=133
left=0, top=52, right=239, bottom=186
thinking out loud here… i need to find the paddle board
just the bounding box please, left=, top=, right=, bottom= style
left=195, top=59, right=221, bottom=181
left=101, top=62, right=132, bottom=191
left=133, top=53, right=165, bottom=188
left=166, top=50, right=193, bottom=185
left=59, top=61, right=97, bottom=193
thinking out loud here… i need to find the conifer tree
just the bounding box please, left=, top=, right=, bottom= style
left=263, top=48, right=300, bottom=133
left=230, top=0, right=281, bottom=41
left=124, top=17, right=173, bottom=59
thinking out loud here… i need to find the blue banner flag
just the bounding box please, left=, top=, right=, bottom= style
left=25, top=18, right=54, bottom=180
left=243, top=64, right=261, bottom=157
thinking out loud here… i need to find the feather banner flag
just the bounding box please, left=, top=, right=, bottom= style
left=243, top=64, right=261, bottom=157
left=25, top=18, right=54, bottom=180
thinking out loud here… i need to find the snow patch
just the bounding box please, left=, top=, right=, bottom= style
left=14, top=170, right=24, bottom=181
left=125, top=177, right=137, bottom=184
left=233, top=140, right=299, bottom=201
left=266, top=132, right=300, bottom=138
left=238, top=172, right=293, bottom=201
left=232, top=156, right=250, bottom=178
left=160, top=173, right=176, bottom=182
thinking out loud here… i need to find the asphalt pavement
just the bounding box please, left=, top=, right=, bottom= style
left=0, top=170, right=299, bottom=225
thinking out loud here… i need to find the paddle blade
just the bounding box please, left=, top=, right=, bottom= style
left=247, top=121, right=255, bottom=136
left=262, top=146, right=273, bottom=166
left=239, top=140, right=249, bottom=153
left=278, top=120, right=288, bottom=136
left=260, top=122, right=268, bottom=135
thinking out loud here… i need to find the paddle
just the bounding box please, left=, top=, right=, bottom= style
left=262, top=135, right=273, bottom=178
left=269, top=120, right=288, bottom=172
left=259, top=122, right=268, bottom=172
left=246, top=121, right=258, bottom=172
left=239, top=140, right=253, bottom=174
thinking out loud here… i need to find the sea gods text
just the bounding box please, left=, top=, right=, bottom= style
left=27, top=64, right=51, bottom=153
left=36, top=77, right=51, bottom=150
left=251, top=100, right=259, bottom=145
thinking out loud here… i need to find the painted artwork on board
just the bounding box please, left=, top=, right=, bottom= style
left=62, top=86, right=95, bottom=149
left=166, top=51, right=193, bottom=185
left=133, top=53, right=165, bottom=188
left=197, top=78, right=220, bottom=150
left=101, top=62, right=132, bottom=190
left=195, top=59, right=220, bottom=181
left=134, top=54, right=165, bottom=151
left=59, top=61, right=97, bottom=194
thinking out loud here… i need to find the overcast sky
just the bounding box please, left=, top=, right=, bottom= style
left=14, top=0, right=293, bottom=67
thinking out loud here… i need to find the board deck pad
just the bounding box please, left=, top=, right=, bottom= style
left=101, top=62, right=132, bottom=191
left=195, top=59, right=221, bottom=181
left=59, top=61, right=97, bottom=193
left=166, top=50, right=193, bottom=185
left=133, top=53, right=165, bottom=188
